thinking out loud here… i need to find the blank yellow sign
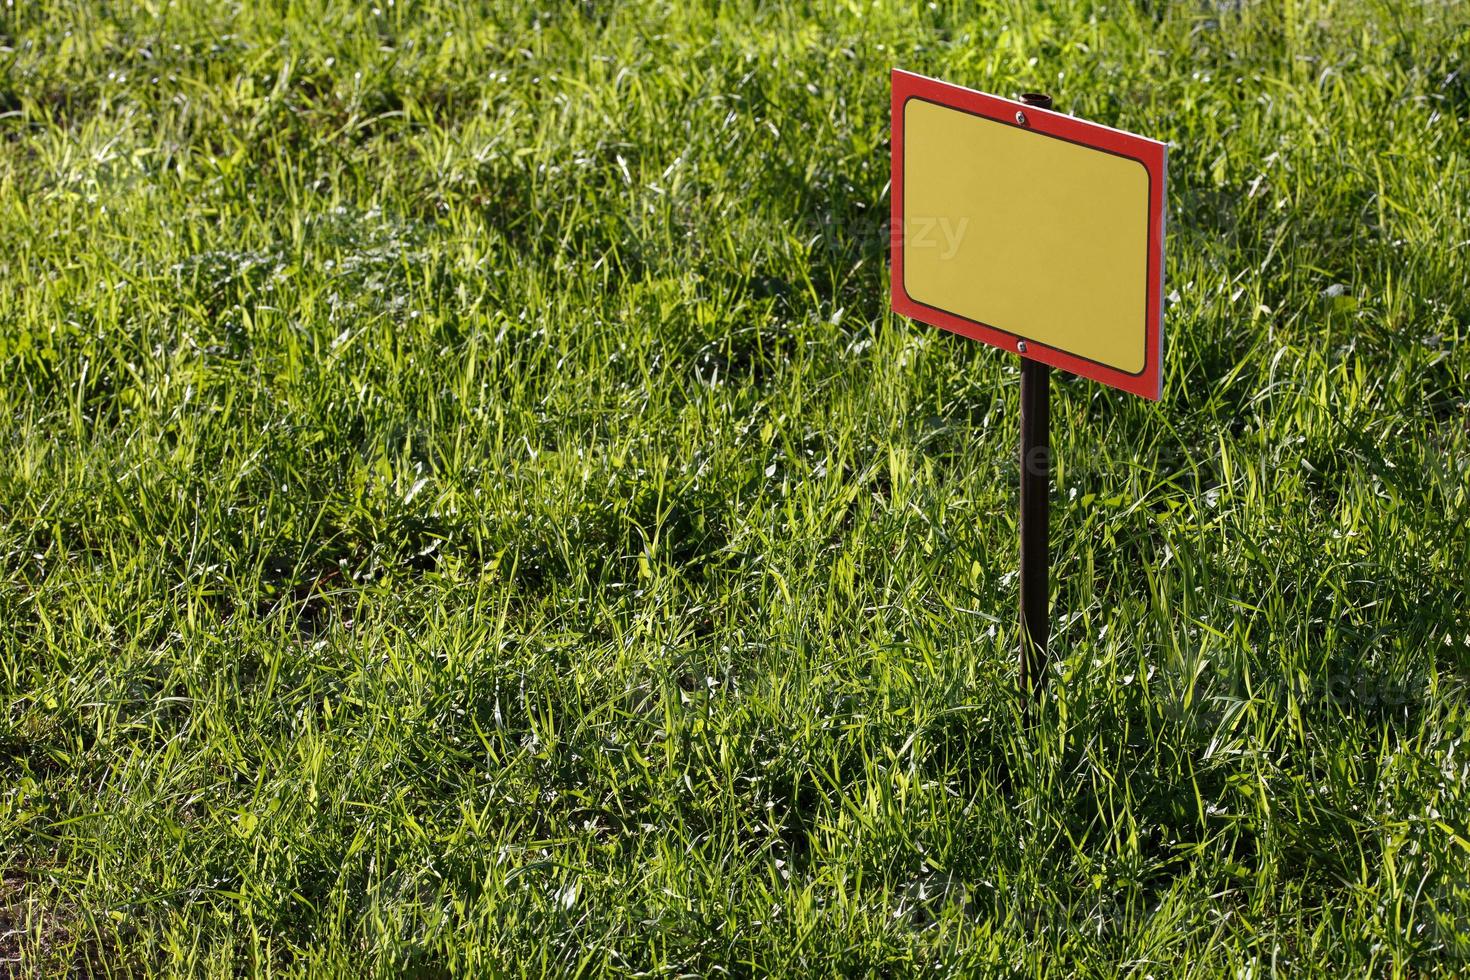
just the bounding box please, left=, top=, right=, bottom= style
left=902, top=98, right=1152, bottom=375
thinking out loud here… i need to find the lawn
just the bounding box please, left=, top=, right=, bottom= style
left=2, top=0, right=1469, bottom=975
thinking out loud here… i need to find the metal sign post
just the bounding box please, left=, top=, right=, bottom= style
left=1018, top=356, right=1051, bottom=696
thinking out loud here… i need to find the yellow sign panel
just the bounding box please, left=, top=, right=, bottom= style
left=891, top=71, right=1167, bottom=399
left=904, top=99, right=1149, bottom=373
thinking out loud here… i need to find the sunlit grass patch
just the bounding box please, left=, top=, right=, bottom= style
left=2, top=0, right=1469, bottom=975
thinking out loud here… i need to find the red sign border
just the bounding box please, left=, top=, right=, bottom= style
left=890, top=69, right=1167, bottom=401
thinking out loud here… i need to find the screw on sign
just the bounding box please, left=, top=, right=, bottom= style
left=889, top=69, right=1168, bottom=702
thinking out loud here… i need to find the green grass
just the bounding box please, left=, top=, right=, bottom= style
left=2, top=0, right=1469, bottom=975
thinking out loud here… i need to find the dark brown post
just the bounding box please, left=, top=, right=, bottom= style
left=1017, top=91, right=1053, bottom=700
